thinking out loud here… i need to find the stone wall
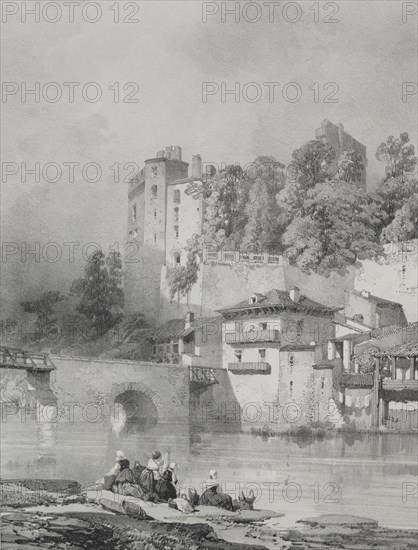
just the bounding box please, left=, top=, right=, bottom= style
left=0, top=357, right=190, bottom=427
left=355, top=240, right=417, bottom=323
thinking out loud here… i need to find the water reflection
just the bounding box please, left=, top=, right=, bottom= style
left=1, top=416, right=417, bottom=530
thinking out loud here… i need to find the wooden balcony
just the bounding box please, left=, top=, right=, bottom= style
left=190, top=367, right=218, bottom=384
left=148, top=353, right=180, bottom=365
left=382, top=379, right=418, bottom=391
left=228, top=362, right=271, bottom=374
left=225, top=330, right=280, bottom=345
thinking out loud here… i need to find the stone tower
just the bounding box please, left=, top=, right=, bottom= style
left=315, top=119, right=368, bottom=188
left=125, top=146, right=189, bottom=321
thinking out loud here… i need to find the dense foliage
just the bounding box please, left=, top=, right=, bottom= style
left=70, top=250, right=124, bottom=337
left=20, top=290, right=65, bottom=338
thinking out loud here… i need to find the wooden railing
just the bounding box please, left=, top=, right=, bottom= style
left=190, top=367, right=218, bottom=384
left=0, top=347, right=55, bottom=371
left=382, top=379, right=418, bottom=391
left=225, top=330, right=280, bottom=344
left=228, top=361, right=271, bottom=374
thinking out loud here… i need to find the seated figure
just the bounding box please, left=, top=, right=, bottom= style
left=198, top=469, right=234, bottom=511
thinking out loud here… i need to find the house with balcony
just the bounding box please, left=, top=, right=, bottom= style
left=372, top=340, right=418, bottom=430
left=216, top=288, right=341, bottom=427
left=148, top=312, right=222, bottom=367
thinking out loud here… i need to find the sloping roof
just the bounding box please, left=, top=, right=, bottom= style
left=168, top=177, right=202, bottom=186
left=217, top=289, right=340, bottom=316
left=340, top=373, right=374, bottom=387
left=334, top=312, right=373, bottom=332
left=351, top=290, right=403, bottom=308
left=370, top=321, right=418, bottom=341
left=149, top=317, right=221, bottom=343
left=373, top=341, right=418, bottom=358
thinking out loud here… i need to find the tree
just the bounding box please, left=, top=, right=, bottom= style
left=381, top=193, right=418, bottom=242
left=21, top=290, right=65, bottom=339
left=282, top=180, right=384, bottom=273
left=336, top=149, right=365, bottom=184
left=241, top=156, right=285, bottom=254
left=375, top=132, right=417, bottom=181
left=290, top=140, right=337, bottom=191
left=202, top=165, right=251, bottom=246
left=70, top=250, right=124, bottom=337
left=242, top=176, right=283, bottom=254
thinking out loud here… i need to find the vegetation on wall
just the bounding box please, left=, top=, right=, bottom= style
left=167, top=234, right=201, bottom=305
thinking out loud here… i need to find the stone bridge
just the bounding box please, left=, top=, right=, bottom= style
left=0, top=352, right=191, bottom=431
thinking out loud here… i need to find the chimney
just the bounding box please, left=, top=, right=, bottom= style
left=290, top=287, right=300, bottom=304
left=192, top=154, right=202, bottom=179
left=185, top=311, right=195, bottom=329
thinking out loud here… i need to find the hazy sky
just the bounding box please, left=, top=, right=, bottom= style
left=1, top=0, right=417, bottom=316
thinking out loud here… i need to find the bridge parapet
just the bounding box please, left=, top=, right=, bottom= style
left=0, top=347, right=55, bottom=372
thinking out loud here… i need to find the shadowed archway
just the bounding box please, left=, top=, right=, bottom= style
left=113, top=389, right=158, bottom=434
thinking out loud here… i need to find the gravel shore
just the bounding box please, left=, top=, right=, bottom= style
left=1, top=480, right=417, bottom=550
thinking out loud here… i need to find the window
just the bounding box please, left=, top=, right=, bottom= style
left=151, top=185, right=158, bottom=199
left=174, top=189, right=181, bottom=204
left=132, top=204, right=137, bottom=222
left=154, top=209, right=157, bottom=219
left=261, top=322, right=267, bottom=330
left=133, top=228, right=138, bottom=240
left=289, top=381, right=293, bottom=396
left=152, top=345, right=157, bottom=355
left=152, top=166, right=158, bottom=178
left=173, top=252, right=181, bottom=266
left=174, top=225, right=179, bottom=239
left=174, top=207, right=179, bottom=222
left=154, top=233, right=157, bottom=243
left=172, top=343, right=179, bottom=354
left=259, top=349, right=266, bottom=361
left=321, top=377, right=325, bottom=390
left=289, top=354, right=294, bottom=367
left=234, top=350, right=242, bottom=363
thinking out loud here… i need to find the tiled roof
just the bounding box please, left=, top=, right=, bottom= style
left=351, top=289, right=403, bottom=308
left=373, top=341, right=418, bottom=358
left=217, top=289, right=339, bottom=316
left=149, top=317, right=221, bottom=343
left=340, top=373, right=374, bottom=387
left=370, top=321, right=418, bottom=341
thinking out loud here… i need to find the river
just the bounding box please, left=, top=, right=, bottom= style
left=1, top=417, right=417, bottom=531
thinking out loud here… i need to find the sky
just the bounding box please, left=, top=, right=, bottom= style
left=1, top=0, right=417, bottom=317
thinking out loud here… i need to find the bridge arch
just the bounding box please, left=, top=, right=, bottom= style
left=110, top=381, right=161, bottom=434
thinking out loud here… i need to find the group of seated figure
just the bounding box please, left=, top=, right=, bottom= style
left=96, top=449, right=253, bottom=513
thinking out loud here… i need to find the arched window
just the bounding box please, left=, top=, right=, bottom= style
left=151, top=185, right=158, bottom=199
left=173, top=252, right=181, bottom=266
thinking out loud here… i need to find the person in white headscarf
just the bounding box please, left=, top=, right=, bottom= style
left=96, top=450, right=127, bottom=490
left=198, top=469, right=234, bottom=510
left=139, top=450, right=164, bottom=497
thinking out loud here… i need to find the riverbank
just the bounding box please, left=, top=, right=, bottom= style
left=1, top=480, right=417, bottom=550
